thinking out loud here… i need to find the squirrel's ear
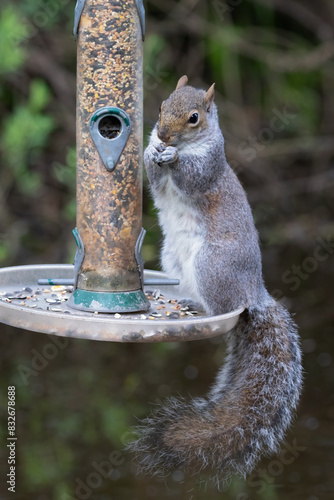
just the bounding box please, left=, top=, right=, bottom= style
left=176, top=75, right=188, bottom=90
left=205, top=83, right=215, bottom=111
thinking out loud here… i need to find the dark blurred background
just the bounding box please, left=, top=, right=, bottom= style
left=0, top=0, right=333, bottom=499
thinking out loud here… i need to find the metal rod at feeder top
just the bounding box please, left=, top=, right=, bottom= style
left=69, top=0, right=149, bottom=313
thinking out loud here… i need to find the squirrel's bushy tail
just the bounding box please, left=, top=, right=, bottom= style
left=129, top=298, right=302, bottom=482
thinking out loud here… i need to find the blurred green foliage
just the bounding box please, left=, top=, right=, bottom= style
left=0, top=5, right=27, bottom=74
left=2, top=79, right=55, bottom=194
left=0, top=0, right=333, bottom=499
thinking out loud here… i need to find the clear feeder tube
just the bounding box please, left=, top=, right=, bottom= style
left=69, top=0, right=149, bottom=313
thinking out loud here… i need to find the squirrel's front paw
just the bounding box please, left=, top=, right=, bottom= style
left=145, top=143, right=160, bottom=164
left=156, top=146, right=178, bottom=165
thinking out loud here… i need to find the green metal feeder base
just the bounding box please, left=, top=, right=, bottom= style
left=67, top=288, right=150, bottom=313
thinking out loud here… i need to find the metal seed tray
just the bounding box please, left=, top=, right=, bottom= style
left=0, top=264, right=243, bottom=342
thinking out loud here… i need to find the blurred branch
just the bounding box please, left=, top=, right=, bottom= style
left=251, top=0, right=334, bottom=41
left=149, top=0, right=334, bottom=71
left=232, top=38, right=334, bottom=72
left=26, top=47, right=75, bottom=131
left=249, top=168, right=334, bottom=202
left=233, top=136, right=334, bottom=160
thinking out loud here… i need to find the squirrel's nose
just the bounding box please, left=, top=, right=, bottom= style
left=157, top=127, right=170, bottom=143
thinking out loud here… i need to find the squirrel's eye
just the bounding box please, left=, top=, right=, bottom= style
left=159, top=105, right=162, bottom=113
left=188, top=113, right=199, bottom=124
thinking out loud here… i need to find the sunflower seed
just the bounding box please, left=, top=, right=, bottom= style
left=150, top=312, right=162, bottom=318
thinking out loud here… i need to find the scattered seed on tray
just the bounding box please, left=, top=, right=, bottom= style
left=0, top=282, right=205, bottom=323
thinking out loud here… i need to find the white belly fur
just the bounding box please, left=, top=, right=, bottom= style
left=155, top=174, right=204, bottom=305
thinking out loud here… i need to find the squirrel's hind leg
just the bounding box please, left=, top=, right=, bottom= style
left=195, top=242, right=258, bottom=315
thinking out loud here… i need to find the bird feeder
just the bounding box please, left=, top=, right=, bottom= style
left=0, top=0, right=243, bottom=342
left=70, top=0, right=148, bottom=313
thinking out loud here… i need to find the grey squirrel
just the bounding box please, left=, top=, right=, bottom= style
left=130, top=76, right=303, bottom=482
